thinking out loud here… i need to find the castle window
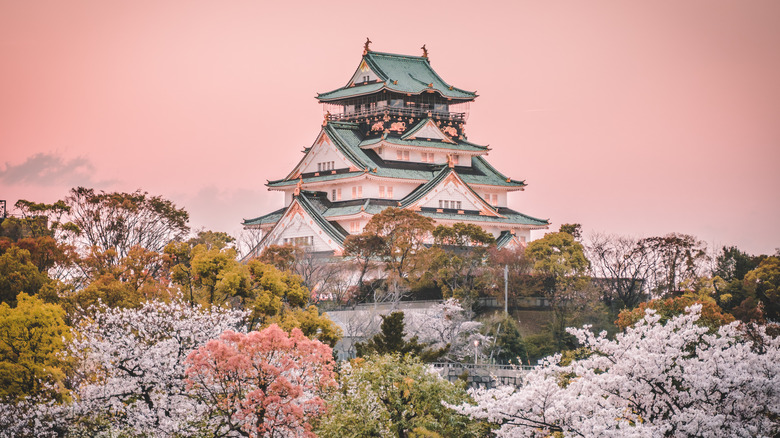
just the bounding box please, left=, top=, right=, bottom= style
left=421, top=152, right=434, bottom=163
left=350, top=221, right=360, bottom=233
left=438, top=200, right=461, bottom=210
left=379, top=186, right=394, bottom=199
left=396, top=150, right=410, bottom=161
left=331, top=189, right=336, bottom=200
left=352, top=186, right=362, bottom=199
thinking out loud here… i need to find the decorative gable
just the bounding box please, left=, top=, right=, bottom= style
left=288, top=131, right=360, bottom=179
left=260, top=200, right=343, bottom=254
left=402, top=119, right=457, bottom=143
left=407, top=171, right=503, bottom=217
left=348, top=59, right=380, bottom=86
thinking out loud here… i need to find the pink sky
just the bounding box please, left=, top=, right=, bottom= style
left=2, top=1, right=779, bottom=256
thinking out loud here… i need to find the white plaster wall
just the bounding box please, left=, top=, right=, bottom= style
left=300, top=140, right=352, bottom=174
left=274, top=213, right=338, bottom=252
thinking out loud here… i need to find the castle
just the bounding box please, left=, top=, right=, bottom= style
left=243, top=41, right=548, bottom=256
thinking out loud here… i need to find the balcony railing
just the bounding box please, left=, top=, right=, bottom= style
left=326, top=106, right=466, bottom=122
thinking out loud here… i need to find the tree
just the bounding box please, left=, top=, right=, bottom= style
left=0, top=293, right=71, bottom=403
left=482, top=315, right=528, bottom=365
left=342, top=232, right=387, bottom=302
left=615, top=295, right=735, bottom=332
left=185, top=325, right=337, bottom=438
left=65, top=187, right=189, bottom=265
left=640, top=233, right=709, bottom=296
left=714, top=245, right=764, bottom=282
left=525, top=232, right=593, bottom=350
left=362, top=208, right=434, bottom=302
left=454, top=305, right=780, bottom=437
left=355, top=311, right=446, bottom=362
left=743, top=256, right=780, bottom=321
left=68, top=297, right=246, bottom=436
left=424, top=223, right=496, bottom=303
left=558, top=223, right=582, bottom=241
left=586, top=233, right=653, bottom=309
left=317, top=354, right=487, bottom=438
left=0, top=246, right=51, bottom=306
left=405, top=299, right=486, bottom=362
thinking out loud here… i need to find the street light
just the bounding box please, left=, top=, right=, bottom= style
left=473, top=339, right=480, bottom=365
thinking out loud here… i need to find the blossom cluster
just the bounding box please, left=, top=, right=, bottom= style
left=454, top=305, right=780, bottom=437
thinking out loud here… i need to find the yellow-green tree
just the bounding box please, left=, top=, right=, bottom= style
left=316, top=354, right=487, bottom=438
left=0, top=293, right=71, bottom=403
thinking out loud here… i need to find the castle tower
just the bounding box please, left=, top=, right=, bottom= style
left=243, top=43, right=549, bottom=256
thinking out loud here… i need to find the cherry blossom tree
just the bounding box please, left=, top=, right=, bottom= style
left=404, top=298, right=486, bottom=361
left=453, top=305, right=780, bottom=437
left=185, top=324, right=337, bottom=438
left=68, top=297, right=247, bottom=436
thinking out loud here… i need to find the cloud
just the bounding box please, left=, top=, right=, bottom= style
left=0, top=152, right=117, bottom=187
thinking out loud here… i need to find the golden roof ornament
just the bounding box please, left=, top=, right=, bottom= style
left=323, top=111, right=330, bottom=126
left=363, top=37, right=372, bottom=55
left=447, top=154, right=455, bottom=168
left=294, top=177, right=303, bottom=196
left=421, top=44, right=428, bottom=58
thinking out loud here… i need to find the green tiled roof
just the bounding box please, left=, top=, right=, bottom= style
left=398, top=166, right=453, bottom=208
left=495, top=231, right=516, bottom=248
left=417, top=208, right=550, bottom=227
left=318, top=51, right=476, bottom=102
left=361, top=136, right=488, bottom=152
left=268, top=124, right=523, bottom=189
left=243, top=207, right=286, bottom=226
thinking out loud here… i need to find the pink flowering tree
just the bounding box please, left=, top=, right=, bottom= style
left=68, top=297, right=247, bottom=436
left=185, top=324, right=337, bottom=438
left=453, top=305, right=780, bottom=437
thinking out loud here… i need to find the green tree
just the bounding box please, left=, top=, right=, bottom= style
left=317, top=354, right=487, bottom=438
left=483, top=315, right=528, bottom=365
left=364, top=208, right=434, bottom=299
left=714, top=245, right=764, bottom=282
left=356, top=312, right=445, bottom=362
left=423, top=223, right=495, bottom=304
left=743, top=256, right=780, bottom=321
left=526, top=232, right=593, bottom=350
left=0, top=293, right=71, bottom=403
left=0, top=246, right=51, bottom=307
left=559, top=223, right=582, bottom=241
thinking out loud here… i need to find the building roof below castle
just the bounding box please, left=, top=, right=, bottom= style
left=269, top=122, right=525, bottom=189
left=243, top=190, right=549, bottom=231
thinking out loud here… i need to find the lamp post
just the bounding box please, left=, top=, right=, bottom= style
left=473, top=339, right=479, bottom=365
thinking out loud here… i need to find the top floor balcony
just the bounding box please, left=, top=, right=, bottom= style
left=323, top=98, right=470, bottom=124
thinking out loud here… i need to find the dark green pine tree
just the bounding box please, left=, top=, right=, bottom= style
left=355, top=311, right=447, bottom=362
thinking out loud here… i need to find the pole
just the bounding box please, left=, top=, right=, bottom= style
left=504, top=264, right=509, bottom=315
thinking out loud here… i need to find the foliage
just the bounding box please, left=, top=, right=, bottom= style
left=185, top=325, right=337, bottom=438
left=640, top=233, right=709, bottom=296
left=586, top=233, right=653, bottom=310
left=0, top=293, right=71, bottom=403
left=454, top=305, right=780, bottom=437
left=356, top=311, right=446, bottom=362
left=616, top=295, right=735, bottom=332
left=68, top=297, right=246, bottom=436
left=422, top=223, right=496, bottom=303
left=526, top=232, right=594, bottom=349
left=558, top=223, right=582, bottom=241
left=743, top=256, right=780, bottom=322
left=0, top=246, right=51, bottom=306
left=405, top=299, right=486, bottom=362
left=482, top=315, right=528, bottom=365
left=65, top=187, right=189, bottom=263
left=714, top=245, right=765, bottom=282
left=265, top=305, right=342, bottom=347
left=363, top=208, right=434, bottom=298
left=317, top=354, right=487, bottom=438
